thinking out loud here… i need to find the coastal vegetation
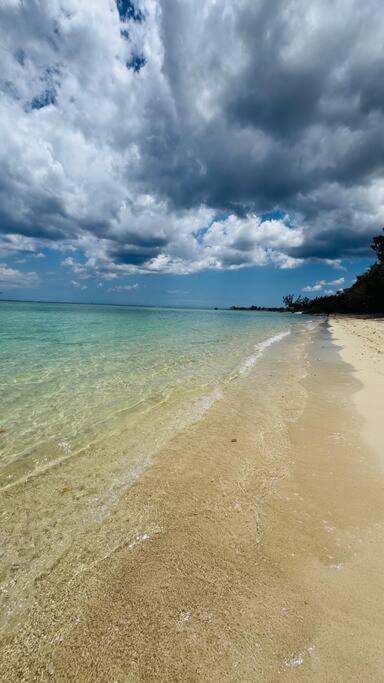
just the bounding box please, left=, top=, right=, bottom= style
left=231, top=230, right=383, bottom=314
left=285, top=230, right=384, bottom=314
left=230, top=305, right=287, bottom=312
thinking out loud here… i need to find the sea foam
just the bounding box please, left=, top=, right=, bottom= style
left=238, top=330, right=291, bottom=375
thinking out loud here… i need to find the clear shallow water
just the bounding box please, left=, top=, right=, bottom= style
left=0, top=302, right=304, bottom=488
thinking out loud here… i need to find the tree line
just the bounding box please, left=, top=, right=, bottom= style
left=283, top=230, right=384, bottom=314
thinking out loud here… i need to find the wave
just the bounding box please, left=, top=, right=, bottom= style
left=237, top=330, right=291, bottom=376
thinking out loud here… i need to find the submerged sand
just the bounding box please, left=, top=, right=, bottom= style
left=1, top=318, right=384, bottom=680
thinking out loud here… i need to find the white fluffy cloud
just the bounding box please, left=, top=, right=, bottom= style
left=70, top=279, right=87, bottom=290
left=0, top=264, right=39, bottom=288
left=302, top=277, right=345, bottom=292
left=0, top=0, right=383, bottom=279
left=108, top=282, right=139, bottom=291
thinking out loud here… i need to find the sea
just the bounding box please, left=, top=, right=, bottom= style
left=0, top=300, right=316, bottom=637
left=0, top=301, right=306, bottom=491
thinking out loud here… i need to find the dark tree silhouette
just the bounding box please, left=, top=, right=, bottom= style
left=371, top=228, right=384, bottom=263
left=282, top=294, right=295, bottom=308
left=283, top=229, right=384, bottom=314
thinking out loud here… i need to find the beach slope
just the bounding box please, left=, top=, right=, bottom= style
left=1, top=319, right=384, bottom=681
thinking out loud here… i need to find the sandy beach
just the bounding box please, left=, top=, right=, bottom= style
left=2, top=0, right=384, bottom=678
left=1, top=317, right=384, bottom=681
left=330, top=317, right=384, bottom=459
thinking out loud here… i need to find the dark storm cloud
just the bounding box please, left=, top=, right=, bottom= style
left=0, top=187, right=69, bottom=241
left=291, top=229, right=374, bottom=260
left=111, top=247, right=161, bottom=266
left=223, top=2, right=328, bottom=138
left=0, top=0, right=383, bottom=277
left=108, top=237, right=167, bottom=266
left=150, top=0, right=384, bottom=231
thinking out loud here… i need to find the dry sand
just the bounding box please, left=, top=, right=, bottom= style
left=330, top=316, right=384, bottom=459
left=1, top=318, right=384, bottom=681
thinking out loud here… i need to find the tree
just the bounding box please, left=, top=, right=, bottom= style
left=281, top=228, right=384, bottom=314
left=371, top=228, right=384, bottom=263
left=283, top=294, right=295, bottom=308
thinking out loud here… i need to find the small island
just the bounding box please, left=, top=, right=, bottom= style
left=230, top=305, right=288, bottom=312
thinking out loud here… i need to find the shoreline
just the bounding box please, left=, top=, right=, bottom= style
left=1, top=319, right=384, bottom=679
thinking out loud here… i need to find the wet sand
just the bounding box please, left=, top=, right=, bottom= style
left=1, top=319, right=384, bottom=680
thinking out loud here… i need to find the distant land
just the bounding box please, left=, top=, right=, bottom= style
left=229, top=305, right=288, bottom=312
left=231, top=229, right=384, bottom=316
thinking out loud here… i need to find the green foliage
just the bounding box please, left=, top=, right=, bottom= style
left=302, top=262, right=384, bottom=313
left=282, top=294, right=311, bottom=311
left=283, top=230, right=384, bottom=314
left=371, top=228, right=384, bottom=263
left=282, top=294, right=295, bottom=308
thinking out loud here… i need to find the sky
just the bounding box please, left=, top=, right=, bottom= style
left=0, top=0, right=383, bottom=307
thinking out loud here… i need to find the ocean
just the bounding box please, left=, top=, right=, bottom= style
left=1, top=301, right=304, bottom=491
left=0, top=300, right=317, bottom=644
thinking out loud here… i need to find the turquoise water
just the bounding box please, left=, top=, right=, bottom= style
left=0, top=302, right=303, bottom=488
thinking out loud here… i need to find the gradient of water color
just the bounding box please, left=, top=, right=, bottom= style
left=0, top=302, right=307, bottom=489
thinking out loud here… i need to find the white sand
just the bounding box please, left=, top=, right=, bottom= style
left=3, top=319, right=384, bottom=680
left=330, top=316, right=384, bottom=459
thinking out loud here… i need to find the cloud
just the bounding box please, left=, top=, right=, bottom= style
left=302, top=277, right=345, bottom=292
left=0, top=0, right=383, bottom=277
left=107, top=282, right=139, bottom=291
left=71, top=279, right=87, bottom=290
left=0, top=264, right=39, bottom=288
